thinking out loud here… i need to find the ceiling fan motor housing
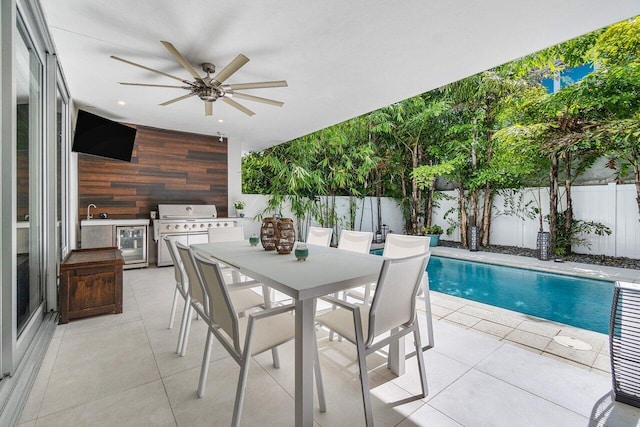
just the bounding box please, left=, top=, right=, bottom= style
left=197, top=86, right=224, bottom=101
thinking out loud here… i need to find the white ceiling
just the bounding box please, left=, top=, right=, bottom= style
left=41, top=1, right=639, bottom=152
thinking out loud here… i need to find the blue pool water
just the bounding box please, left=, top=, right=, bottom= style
left=371, top=250, right=614, bottom=333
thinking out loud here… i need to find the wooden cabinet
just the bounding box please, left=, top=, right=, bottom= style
left=59, top=247, right=124, bottom=324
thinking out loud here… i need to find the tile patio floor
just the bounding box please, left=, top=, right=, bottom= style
left=17, top=248, right=640, bottom=426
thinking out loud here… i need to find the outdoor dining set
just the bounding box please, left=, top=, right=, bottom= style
left=163, top=225, right=434, bottom=427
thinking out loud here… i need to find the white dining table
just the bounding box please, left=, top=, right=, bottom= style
left=191, top=240, right=402, bottom=426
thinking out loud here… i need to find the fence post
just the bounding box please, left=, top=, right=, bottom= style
left=608, top=182, right=617, bottom=258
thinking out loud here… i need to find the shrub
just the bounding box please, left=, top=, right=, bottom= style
left=423, top=225, right=443, bottom=235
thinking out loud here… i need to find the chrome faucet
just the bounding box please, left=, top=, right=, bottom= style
left=87, top=203, right=97, bottom=220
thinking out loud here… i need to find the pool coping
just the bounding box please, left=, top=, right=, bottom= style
left=430, top=245, right=640, bottom=284
left=416, top=245, right=640, bottom=376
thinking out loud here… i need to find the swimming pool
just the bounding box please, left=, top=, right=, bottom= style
left=371, top=249, right=614, bottom=333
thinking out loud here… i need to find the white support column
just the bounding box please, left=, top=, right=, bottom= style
left=227, top=138, right=243, bottom=213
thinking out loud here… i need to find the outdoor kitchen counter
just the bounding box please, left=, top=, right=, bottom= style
left=81, top=219, right=150, bottom=227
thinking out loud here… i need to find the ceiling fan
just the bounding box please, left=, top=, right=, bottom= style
left=111, top=41, right=287, bottom=117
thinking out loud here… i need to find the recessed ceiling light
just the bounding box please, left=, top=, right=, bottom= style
left=217, top=119, right=224, bottom=123
left=117, top=101, right=126, bottom=106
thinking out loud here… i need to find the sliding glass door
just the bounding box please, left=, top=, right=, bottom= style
left=15, top=21, right=44, bottom=337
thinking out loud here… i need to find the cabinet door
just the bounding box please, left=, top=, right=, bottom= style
left=68, top=267, right=116, bottom=311
left=81, top=225, right=113, bottom=248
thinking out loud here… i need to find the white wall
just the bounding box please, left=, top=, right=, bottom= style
left=430, top=184, right=640, bottom=258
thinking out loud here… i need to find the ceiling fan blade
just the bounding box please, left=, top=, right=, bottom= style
left=224, top=80, right=288, bottom=90
left=119, top=82, right=190, bottom=89
left=231, top=92, right=284, bottom=107
left=222, top=97, right=255, bottom=116
left=213, top=54, right=250, bottom=85
left=160, top=92, right=196, bottom=106
left=111, top=55, right=191, bottom=84
left=160, top=41, right=202, bottom=81
left=205, top=101, right=213, bottom=116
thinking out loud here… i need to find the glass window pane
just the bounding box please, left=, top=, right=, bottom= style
left=16, top=28, right=43, bottom=335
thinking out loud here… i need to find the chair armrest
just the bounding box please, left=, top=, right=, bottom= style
left=319, top=295, right=359, bottom=312
left=249, top=304, right=295, bottom=320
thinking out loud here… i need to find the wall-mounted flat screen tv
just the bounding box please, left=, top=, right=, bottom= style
left=72, top=110, right=137, bottom=162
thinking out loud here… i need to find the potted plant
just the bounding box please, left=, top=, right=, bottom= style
left=423, top=224, right=443, bottom=247
left=233, top=200, right=246, bottom=217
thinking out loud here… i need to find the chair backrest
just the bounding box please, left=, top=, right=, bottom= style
left=175, top=242, right=207, bottom=311
left=368, top=253, right=430, bottom=346
left=163, top=236, right=186, bottom=288
left=208, top=226, right=245, bottom=243
left=306, top=226, right=333, bottom=247
left=337, top=230, right=373, bottom=254
left=194, top=253, right=242, bottom=354
left=382, top=234, right=431, bottom=259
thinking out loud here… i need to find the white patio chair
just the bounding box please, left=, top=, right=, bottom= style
left=316, top=252, right=431, bottom=426
left=337, top=230, right=373, bottom=254
left=175, top=242, right=265, bottom=358
left=343, top=233, right=435, bottom=350
left=208, top=225, right=247, bottom=282
left=193, top=252, right=327, bottom=426
left=328, top=230, right=373, bottom=340
left=164, top=236, right=190, bottom=353
left=343, top=234, right=429, bottom=303
left=306, top=226, right=333, bottom=247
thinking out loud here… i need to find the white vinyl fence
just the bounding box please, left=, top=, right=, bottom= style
left=430, top=183, right=640, bottom=259
left=241, top=184, right=639, bottom=258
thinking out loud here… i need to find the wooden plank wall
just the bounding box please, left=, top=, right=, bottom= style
left=78, top=126, right=228, bottom=220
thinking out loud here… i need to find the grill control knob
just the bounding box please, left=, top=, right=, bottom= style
left=184, top=224, right=189, bottom=229
left=165, top=225, right=171, bottom=230
left=200, top=224, right=205, bottom=228
left=208, top=223, right=212, bottom=228
left=174, top=225, right=179, bottom=230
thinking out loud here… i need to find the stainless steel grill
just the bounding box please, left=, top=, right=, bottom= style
left=153, top=204, right=236, bottom=266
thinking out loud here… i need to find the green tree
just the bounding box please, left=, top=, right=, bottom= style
left=370, top=94, right=448, bottom=234
left=495, top=17, right=639, bottom=253
left=242, top=116, right=377, bottom=242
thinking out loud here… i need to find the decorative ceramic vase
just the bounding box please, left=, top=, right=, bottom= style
left=249, top=234, right=260, bottom=246
left=294, top=244, right=309, bottom=261
left=260, top=217, right=278, bottom=251
left=237, top=209, right=245, bottom=218
left=275, top=218, right=296, bottom=254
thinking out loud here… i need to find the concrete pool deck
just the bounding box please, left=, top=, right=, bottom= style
left=422, top=245, right=640, bottom=375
